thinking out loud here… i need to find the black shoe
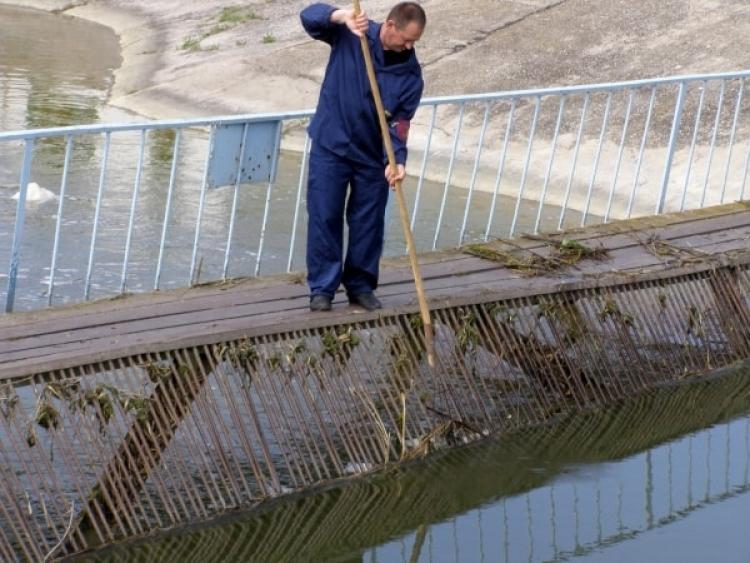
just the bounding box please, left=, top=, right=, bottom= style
left=310, top=294, right=332, bottom=312
left=348, top=292, right=382, bottom=311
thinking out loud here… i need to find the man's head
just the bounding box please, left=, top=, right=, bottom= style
left=380, top=2, right=426, bottom=52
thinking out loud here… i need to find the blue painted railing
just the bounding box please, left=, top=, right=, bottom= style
left=2, top=70, right=750, bottom=312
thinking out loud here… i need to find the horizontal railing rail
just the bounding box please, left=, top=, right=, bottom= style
left=3, top=69, right=750, bottom=312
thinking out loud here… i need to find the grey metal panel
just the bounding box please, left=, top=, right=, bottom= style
left=207, top=120, right=280, bottom=188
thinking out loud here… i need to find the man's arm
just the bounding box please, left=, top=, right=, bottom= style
left=301, top=4, right=369, bottom=43
left=392, top=77, right=424, bottom=165
left=385, top=75, right=424, bottom=185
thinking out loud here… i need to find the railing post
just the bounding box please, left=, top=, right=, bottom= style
left=5, top=140, right=34, bottom=313
left=655, top=82, right=686, bottom=215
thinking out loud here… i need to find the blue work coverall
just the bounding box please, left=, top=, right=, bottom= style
left=301, top=3, right=424, bottom=299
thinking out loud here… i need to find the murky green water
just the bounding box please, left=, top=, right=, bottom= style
left=71, top=369, right=750, bottom=563
left=0, top=5, right=122, bottom=131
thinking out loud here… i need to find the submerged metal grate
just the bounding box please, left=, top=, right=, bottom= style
left=2, top=263, right=750, bottom=560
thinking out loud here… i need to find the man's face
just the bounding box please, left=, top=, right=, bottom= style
left=381, top=20, right=423, bottom=52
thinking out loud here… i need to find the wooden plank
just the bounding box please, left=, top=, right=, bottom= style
left=4, top=243, right=750, bottom=383
left=0, top=254, right=495, bottom=341
left=3, top=204, right=747, bottom=341
left=2, top=205, right=750, bottom=380
left=3, top=219, right=749, bottom=362
left=3, top=203, right=746, bottom=338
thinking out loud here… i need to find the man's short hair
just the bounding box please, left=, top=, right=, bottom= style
left=387, top=2, right=426, bottom=30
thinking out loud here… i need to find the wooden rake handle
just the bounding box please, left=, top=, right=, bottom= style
left=352, top=0, right=435, bottom=367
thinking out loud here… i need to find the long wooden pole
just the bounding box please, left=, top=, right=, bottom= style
left=352, top=0, right=435, bottom=367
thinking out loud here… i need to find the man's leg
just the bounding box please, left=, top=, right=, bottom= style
left=341, top=162, right=389, bottom=297
left=306, top=146, right=351, bottom=299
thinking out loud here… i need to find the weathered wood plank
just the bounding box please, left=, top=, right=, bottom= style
left=2, top=204, right=749, bottom=381
left=3, top=204, right=747, bottom=340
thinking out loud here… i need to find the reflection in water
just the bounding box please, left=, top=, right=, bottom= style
left=148, top=129, right=178, bottom=171
left=0, top=5, right=120, bottom=133
left=79, top=369, right=750, bottom=562
left=26, top=87, right=101, bottom=166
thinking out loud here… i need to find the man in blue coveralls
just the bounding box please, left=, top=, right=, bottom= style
left=300, top=2, right=426, bottom=311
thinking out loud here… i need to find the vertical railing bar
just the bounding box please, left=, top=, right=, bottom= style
left=655, top=82, right=687, bottom=215
left=120, top=129, right=147, bottom=294
left=680, top=81, right=707, bottom=211
left=223, top=123, right=250, bottom=279
left=254, top=120, right=283, bottom=277
left=84, top=131, right=111, bottom=301
left=287, top=134, right=311, bottom=272
left=550, top=484, right=559, bottom=560
left=47, top=135, right=74, bottom=306
left=699, top=79, right=726, bottom=208
left=705, top=432, right=712, bottom=502
left=458, top=102, right=491, bottom=245
left=154, top=128, right=182, bottom=290
left=626, top=86, right=657, bottom=219
left=581, top=91, right=613, bottom=226
left=510, top=96, right=542, bottom=237
left=558, top=93, right=590, bottom=230
left=720, top=78, right=744, bottom=203
left=432, top=103, right=465, bottom=250
left=740, top=122, right=750, bottom=201
left=189, top=126, right=216, bottom=285
left=534, top=95, right=566, bottom=234
left=485, top=99, right=516, bottom=241
left=5, top=139, right=34, bottom=313
left=725, top=423, right=731, bottom=492
left=736, top=90, right=750, bottom=203
left=604, top=90, right=634, bottom=223
left=526, top=493, right=534, bottom=562
left=687, top=435, right=694, bottom=507
left=409, top=104, right=437, bottom=235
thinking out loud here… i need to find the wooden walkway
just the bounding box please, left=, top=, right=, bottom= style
left=2, top=202, right=750, bottom=381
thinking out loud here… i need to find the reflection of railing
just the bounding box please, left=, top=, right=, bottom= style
left=77, top=369, right=750, bottom=562
left=475, top=412, right=750, bottom=562
left=3, top=70, right=750, bottom=312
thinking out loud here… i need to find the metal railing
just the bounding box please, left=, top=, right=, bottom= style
left=3, top=70, right=750, bottom=313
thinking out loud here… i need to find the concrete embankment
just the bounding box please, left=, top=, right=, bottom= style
left=6, top=0, right=750, bottom=215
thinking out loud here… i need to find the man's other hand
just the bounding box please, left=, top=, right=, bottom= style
left=385, top=163, right=406, bottom=188
left=331, top=8, right=368, bottom=37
